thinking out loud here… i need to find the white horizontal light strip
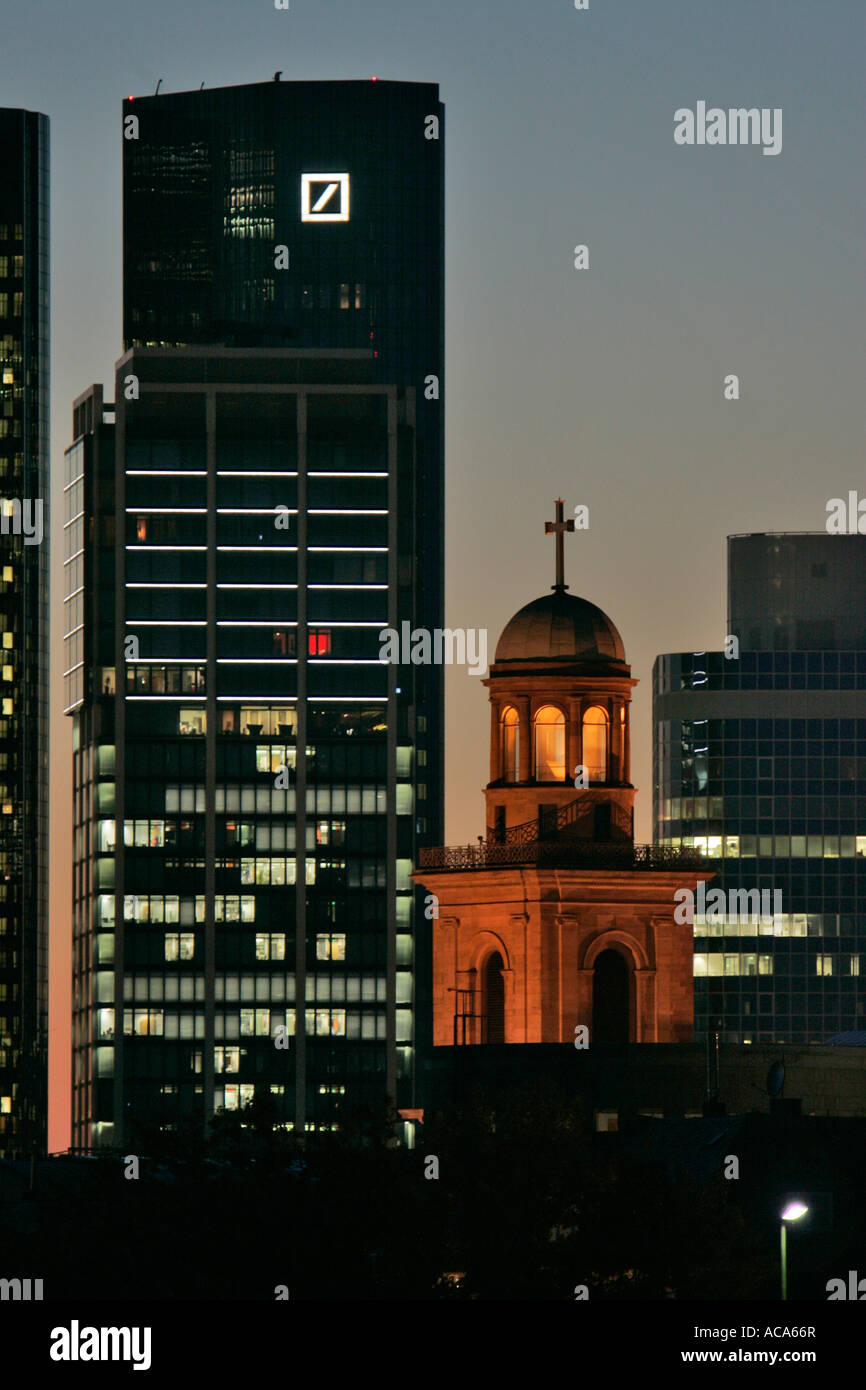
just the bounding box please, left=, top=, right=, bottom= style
left=307, top=509, right=387, bottom=516
left=125, top=508, right=206, bottom=514
left=217, top=696, right=297, bottom=702
left=308, top=660, right=385, bottom=665
left=308, top=621, right=386, bottom=627
left=308, top=472, right=387, bottom=478
left=308, top=547, right=387, bottom=553
left=126, top=621, right=206, bottom=627
left=217, top=621, right=297, bottom=627
left=217, top=508, right=298, bottom=515
left=127, top=583, right=206, bottom=589
left=126, top=696, right=205, bottom=702
left=308, top=584, right=387, bottom=590
left=126, top=545, right=207, bottom=552
left=308, top=697, right=387, bottom=703
left=218, top=547, right=298, bottom=553
left=217, top=471, right=297, bottom=478
left=217, top=584, right=297, bottom=590
left=126, top=470, right=207, bottom=477
left=216, top=658, right=298, bottom=665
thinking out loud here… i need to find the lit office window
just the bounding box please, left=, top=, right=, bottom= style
left=214, top=1047, right=240, bottom=1074
left=178, top=708, right=206, bottom=735
left=255, top=933, right=286, bottom=961
left=316, top=933, right=346, bottom=961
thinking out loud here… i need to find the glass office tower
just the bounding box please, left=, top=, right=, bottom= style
left=68, top=79, right=443, bottom=1152
left=67, top=348, right=428, bottom=1149
left=654, top=534, right=866, bottom=1045
left=0, top=109, right=49, bottom=1157
left=122, top=78, right=444, bottom=842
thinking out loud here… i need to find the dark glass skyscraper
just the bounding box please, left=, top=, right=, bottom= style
left=0, top=108, right=49, bottom=1157
left=68, top=79, right=443, bottom=1150
left=654, top=534, right=866, bottom=1045
left=122, top=80, right=443, bottom=760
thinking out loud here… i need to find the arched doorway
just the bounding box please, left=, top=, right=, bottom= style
left=483, top=951, right=505, bottom=1044
left=592, top=948, right=630, bottom=1042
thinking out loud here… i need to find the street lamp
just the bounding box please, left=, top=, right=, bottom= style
left=780, top=1201, right=808, bottom=1300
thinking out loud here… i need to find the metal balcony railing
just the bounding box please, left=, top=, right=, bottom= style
left=418, top=838, right=702, bottom=873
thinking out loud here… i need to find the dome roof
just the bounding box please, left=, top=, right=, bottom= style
left=494, top=590, right=626, bottom=664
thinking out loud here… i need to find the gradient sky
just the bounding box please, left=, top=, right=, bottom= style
left=2, top=0, right=863, bottom=1150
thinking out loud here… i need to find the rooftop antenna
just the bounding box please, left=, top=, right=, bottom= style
left=200, top=82, right=205, bottom=90
left=154, top=78, right=162, bottom=94
left=274, top=71, right=283, bottom=81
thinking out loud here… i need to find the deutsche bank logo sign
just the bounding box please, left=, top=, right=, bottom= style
left=301, top=173, right=350, bottom=222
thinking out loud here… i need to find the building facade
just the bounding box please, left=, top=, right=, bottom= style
left=67, top=76, right=444, bottom=1152
left=654, top=533, right=866, bottom=1045
left=122, top=77, right=444, bottom=857
left=416, top=516, right=708, bottom=1050
left=66, top=348, right=434, bottom=1150
left=0, top=108, right=49, bottom=1157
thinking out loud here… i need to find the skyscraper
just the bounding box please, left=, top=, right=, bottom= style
left=0, top=108, right=49, bottom=1158
left=654, top=533, right=866, bottom=1045
left=122, top=79, right=443, bottom=775
left=67, top=79, right=443, bottom=1150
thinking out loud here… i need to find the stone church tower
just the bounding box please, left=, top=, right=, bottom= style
left=415, top=502, right=712, bottom=1048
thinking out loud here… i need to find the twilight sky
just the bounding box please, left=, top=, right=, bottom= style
left=2, top=0, right=863, bottom=1150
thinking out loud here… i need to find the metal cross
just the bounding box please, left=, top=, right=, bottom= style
left=544, top=498, right=574, bottom=592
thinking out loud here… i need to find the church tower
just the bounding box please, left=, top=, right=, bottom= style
left=416, top=502, right=712, bottom=1049
left=485, top=499, right=636, bottom=846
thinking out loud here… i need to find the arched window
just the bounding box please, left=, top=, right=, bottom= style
left=500, top=706, right=519, bottom=783
left=583, top=706, right=609, bottom=782
left=534, top=705, right=566, bottom=781
left=592, top=948, right=630, bottom=1043
left=483, top=951, right=505, bottom=1044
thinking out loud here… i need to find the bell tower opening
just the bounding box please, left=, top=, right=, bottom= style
left=582, top=705, right=609, bottom=781
left=534, top=705, right=565, bottom=782
left=500, top=705, right=519, bottom=782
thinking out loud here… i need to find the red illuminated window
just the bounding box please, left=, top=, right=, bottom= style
left=308, top=629, right=331, bottom=656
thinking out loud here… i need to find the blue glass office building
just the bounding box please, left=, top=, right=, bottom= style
left=654, top=534, right=866, bottom=1045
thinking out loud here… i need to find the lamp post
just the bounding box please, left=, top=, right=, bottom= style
left=780, top=1201, right=808, bottom=1300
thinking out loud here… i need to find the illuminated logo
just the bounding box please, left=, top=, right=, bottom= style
left=301, top=173, right=350, bottom=222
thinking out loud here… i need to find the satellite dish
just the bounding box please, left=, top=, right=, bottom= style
left=767, top=1059, right=785, bottom=1098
